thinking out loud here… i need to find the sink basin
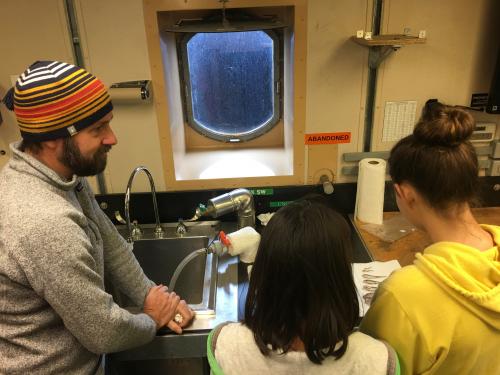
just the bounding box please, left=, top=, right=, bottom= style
left=107, top=220, right=240, bottom=372
left=131, top=236, right=217, bottom=314
left=115, top=221, right=225, bottom=316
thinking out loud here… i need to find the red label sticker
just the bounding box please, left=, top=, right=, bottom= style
left=304, top=132, right=351, bottom=145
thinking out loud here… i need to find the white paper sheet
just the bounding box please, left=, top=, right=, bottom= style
left=382, top=101, right=417, bottom=142
left=352, top=260, right=401, bottom=316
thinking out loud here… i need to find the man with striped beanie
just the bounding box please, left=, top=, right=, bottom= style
left=0, top=61, right=193, bottom=374
left=3, top=60, right=115, bottom=177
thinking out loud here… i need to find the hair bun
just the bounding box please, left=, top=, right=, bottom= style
left=414, top=104, right=475, bottom=146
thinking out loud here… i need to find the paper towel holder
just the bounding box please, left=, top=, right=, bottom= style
left=109, top=80, right=151, bottom=100
left=312, top=168, right=335, bottom=195
left=319, top=174, right=334, bottom=195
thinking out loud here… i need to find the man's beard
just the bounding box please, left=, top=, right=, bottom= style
left=59, top=137, right=111, bottom=177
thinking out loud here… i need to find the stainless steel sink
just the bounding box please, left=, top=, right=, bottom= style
left=108, top=207, right=241, bottom=373
left=115, top=221, right=226, bottom=317
left=131, top=236, right=217, bottom=314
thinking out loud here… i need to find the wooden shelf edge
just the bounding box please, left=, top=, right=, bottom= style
left=351, top=34, right=426, bottom=47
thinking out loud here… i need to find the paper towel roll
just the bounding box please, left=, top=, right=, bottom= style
left=109, top=87, right=149, bottom=103
left=355, top=158, right=386, bottom=225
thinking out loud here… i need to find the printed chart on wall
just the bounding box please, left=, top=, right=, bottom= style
left=382, top=100, right=417, bottom=142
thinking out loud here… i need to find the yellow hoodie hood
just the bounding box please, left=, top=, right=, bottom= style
left=414, top=224, right=500, bottom=328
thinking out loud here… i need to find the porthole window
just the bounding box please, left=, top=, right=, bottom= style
left=179, top=30, right=281, bottom=142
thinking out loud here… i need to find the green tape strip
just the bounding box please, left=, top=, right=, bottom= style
left=249, top=188, right=274, bottom=196
left=269, top=201, right=292, bottom=208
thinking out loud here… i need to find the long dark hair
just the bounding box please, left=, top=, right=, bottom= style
left=389, top=100, right=479, bottom=210
left=244, top=199, right=359, bottom=364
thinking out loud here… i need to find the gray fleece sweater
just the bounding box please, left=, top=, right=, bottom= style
left=0, top=142, right=156, bottom=374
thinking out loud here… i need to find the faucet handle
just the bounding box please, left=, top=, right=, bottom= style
left=175, top=219, right=187, bottom=237
left=131, top=220, right=143, bottom=240
left=154, top=223, right=165, bottom=239
left=114, top=210, right=127, bottom=225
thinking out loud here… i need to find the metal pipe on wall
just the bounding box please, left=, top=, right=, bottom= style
left=362, top=0, right=384, bottom=152
left=64, top=0, right=107, bottom=194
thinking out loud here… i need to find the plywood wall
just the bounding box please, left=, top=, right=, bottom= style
left=1, top=0, right=499, bottom=192
left=370, top=0, right=500, bottom=152
left=305, top=0, right=370, bottom=183
left=74, top=0, right=167, bottom=192
left=0, top=0, right=74, bottom=170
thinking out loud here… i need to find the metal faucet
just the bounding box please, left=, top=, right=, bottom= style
left=176, top=219, right=187, bottom=237
left=124, top=166, right=164, bottom=242
left=193, top=188, right=255, bottom=229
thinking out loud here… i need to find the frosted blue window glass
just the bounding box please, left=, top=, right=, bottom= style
left=185, top=31, right=278, bottom=141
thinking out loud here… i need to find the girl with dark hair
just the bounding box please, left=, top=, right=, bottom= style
left=208, top=199, right=400, bottom=375
left=360, top=102, right=500, bottom=374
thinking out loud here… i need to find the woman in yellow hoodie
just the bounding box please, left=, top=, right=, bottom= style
left=360, top=101, right=500, bottom=375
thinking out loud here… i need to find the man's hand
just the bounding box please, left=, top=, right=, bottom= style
left=143, top=285, right=180, bottom=329
left=166, top=300, right=195, bottom=334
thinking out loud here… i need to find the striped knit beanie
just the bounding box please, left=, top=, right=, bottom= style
left=2, top=61, right=113, bottom=141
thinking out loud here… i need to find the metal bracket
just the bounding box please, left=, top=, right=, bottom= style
left=341, top=166, right=360, bottom=176
left=110, top=80, right=151, bottom=100
left=368, top=45, right=401, bottom=69
left=342, top=146, right=498, bottom=176
left=343, top=151, right=390, bottom=162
